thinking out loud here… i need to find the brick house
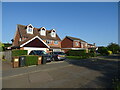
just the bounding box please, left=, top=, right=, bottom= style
left=61, top=36, right=88, bottom=52
left=87, top=43, right=96, bottom=49
left=11, top=24, right=61, bottom=54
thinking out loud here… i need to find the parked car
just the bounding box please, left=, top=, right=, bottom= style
left=29, top=50, right=52, bottom=62
left=50, top=51, right=66, bottom=61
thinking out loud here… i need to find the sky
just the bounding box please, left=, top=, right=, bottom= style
left=2, top=2, right=118, bottom=46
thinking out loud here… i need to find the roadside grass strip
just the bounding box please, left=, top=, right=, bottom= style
left=66, top=56, right=86, bottom=60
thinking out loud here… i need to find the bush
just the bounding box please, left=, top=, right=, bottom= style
left=108, top=50, right=112, bottom=55
left=12, top=50, right=27, bottom=56
left=67, top=50, right=86, bottom=56
left=25, top=55, right=38, bottom=66
left=87, top=53, right=96, bottom=57
left=89, top=48, right=96, bottom=53
left=107, top=43, right=120, bottom=54
left=97, top=47, right=109, bottom=56
left=66, top=50, right=96, bottom=59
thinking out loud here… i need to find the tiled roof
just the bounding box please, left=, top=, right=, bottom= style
left=17, top=24, right=61, bottom=41
left=14, top=24, right=61, bottom=46
left=66, top=36, right=87, bottom=43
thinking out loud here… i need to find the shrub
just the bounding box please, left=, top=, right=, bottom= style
left=25, top=55, right=38, bottom=66
left=67, top=50, right=86, bottom=56
left=107, top=43, right=120, bottom=54
left=97, top=47, right=109, bottom=56
left=108, top=50, right=112, bottom=55
left=12, top=50, right=27, bottom=56
left=89, top=48, right=96, bottom=53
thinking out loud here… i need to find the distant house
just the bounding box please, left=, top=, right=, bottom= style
left=61, top=36, right=88, bottom=52
left=87, top=43, right=96, bottom=49
left=11, top=24, right=61, bottom=54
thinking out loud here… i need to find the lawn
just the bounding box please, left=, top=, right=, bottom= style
left=66, top=56, right=87, bottom=59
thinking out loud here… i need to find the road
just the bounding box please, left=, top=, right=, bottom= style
left=2, top=55, right=120, bottom=88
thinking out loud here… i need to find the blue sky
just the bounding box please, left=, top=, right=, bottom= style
left=2, top=2, right=118, bottom=46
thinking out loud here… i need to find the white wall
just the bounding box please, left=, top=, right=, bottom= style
left=53, top=49, right=61, bottom=52
left=23, top=47, right=47, bottom=54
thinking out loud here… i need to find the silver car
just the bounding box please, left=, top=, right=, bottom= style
left=50, top=52, right=66, bottom=61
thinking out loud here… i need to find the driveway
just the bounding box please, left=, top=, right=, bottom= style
left=2, top=55, right=120, bottom=88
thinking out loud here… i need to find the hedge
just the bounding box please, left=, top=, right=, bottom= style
left=66, top=50, right=96, bottom=59
left=25, top=55, right=38, bottom=66
left=12, top=50, right=27, bottom=56
left=66, top=50, right=86, bottom=56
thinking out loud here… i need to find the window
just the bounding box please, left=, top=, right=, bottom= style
left=26, top=24, right=34, bottom=34
left=46, top=40, right=52, bottom=44
left=51, top=30, right=56, bottom=37
left=40, top=27, right=46, bottom=36
left=28, top=28, right=32, bottom=32
left=54, top=41, right=58, bottom=44
left=75, top=42, right=79, bottom=46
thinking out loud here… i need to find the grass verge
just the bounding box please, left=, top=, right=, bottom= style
left=66, top=56, right=88, bottom=60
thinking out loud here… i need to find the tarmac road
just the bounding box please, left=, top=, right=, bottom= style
left=2, top=55, right=120, bottom=88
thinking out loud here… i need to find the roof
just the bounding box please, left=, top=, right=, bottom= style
left=66, top=36, right=87, bottom=43
left=17, top=24, right=61, bottom=41
left=13, top=24, right=61, bottom=47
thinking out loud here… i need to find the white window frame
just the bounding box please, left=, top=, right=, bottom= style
left=75, top=42, right=79, bottom=46
left=26, top=24, right=34, bottom=34
left=51, top=29, right=56, bottom=37
left=40, top=27, right=46, bottom=36
left=54, top=41, right=58, bottom=44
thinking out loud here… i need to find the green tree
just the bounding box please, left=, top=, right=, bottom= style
left=97, top=46, right=109, bottom=56
left=0, top=42, right=4, bottom=52
left=107, top=43, right=120, bottom=54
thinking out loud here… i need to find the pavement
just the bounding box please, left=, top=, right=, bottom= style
left=2, top=55, right=120, bottom=88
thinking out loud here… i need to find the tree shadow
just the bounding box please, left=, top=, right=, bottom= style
left=65, top=55, right=120, bottom=88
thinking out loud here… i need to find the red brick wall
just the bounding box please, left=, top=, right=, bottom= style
left=44, top=40, right=61, bottom=48
left=24, top=38, right=48, bottom=48
left=61, top=37, right=73, bottom=48
left=13, top=30, right=20, bottom=46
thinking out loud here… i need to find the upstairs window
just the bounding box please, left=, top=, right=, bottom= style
left=51, top=29, right=56, bottom=37
left=26, top=24, right=34, bottom=34
left=54, top=41, right=58, bottom=44
left=28, top=27, right=32, bottom=32
left=40, top=27, right=46, bottom=36
left=75, top=42, right=79, bottom=46
left=46, top=40, right=52, bottom=44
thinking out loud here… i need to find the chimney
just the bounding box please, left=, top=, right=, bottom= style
left=93, top=43, right=96, bottom=46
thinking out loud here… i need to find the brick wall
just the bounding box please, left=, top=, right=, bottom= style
left=61, top=38, right=73, bottom=48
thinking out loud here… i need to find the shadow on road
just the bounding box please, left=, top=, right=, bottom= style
left=65, top=55, right=120, bottom=88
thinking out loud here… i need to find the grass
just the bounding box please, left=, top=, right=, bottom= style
left=66, top=56, right=88, bottom=60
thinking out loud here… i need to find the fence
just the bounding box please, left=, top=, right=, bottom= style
left=1, top=50, right=12, bottom=62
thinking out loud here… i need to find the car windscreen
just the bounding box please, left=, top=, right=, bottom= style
left=53, top=52, right=65, bottom=55
left=34, top=51, right=47, bottom=55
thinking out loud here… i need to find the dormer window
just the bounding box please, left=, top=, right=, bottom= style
left=40, top=27, right=46, bottom=36
left=26, top=24, right=34, bottom=34
left=51, top=29, right=56, bottom=37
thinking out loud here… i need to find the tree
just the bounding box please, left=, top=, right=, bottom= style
left=97, top=46, right=109, bottom=55
left=0, top=42, right=4, bottom=52
left=107, top=43, right=120, bottom=54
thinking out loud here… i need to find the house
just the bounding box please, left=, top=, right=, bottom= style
left=61, top=36, right=88, bottom=52
left=88, top=43, right=96, bottom=49
left=11, top=24, right=61, bottom=54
